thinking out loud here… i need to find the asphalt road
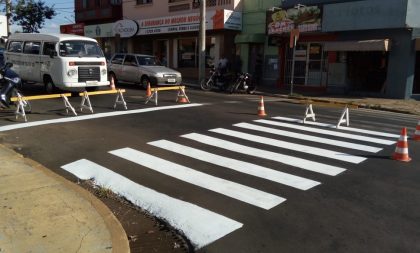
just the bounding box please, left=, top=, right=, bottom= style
left=1, top=85, right=419, bottom=252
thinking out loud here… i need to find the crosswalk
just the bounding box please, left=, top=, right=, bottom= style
left=61, top=116, right=399, bottom=249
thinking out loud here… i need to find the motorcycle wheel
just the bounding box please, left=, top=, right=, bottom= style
left=230, top=81, right=240, bottom=94
left=200, top=79, right=213, bottom=91
left=247, top=85, right=257, bottom=94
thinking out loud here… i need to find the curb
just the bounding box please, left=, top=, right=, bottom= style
left=8, top=147, right=130, bottom=253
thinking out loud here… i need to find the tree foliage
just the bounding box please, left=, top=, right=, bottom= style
left=12, top=0, right=56, bottom=33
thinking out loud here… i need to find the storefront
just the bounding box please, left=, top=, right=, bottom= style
left=274, top=0, right=420, bottom=98
left=84, top=22, right=117, bottom=59
left=267, top=5, right=330, bottom=91
left=129, top=9, right=242, bottom=79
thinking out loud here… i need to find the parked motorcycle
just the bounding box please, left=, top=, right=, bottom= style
left=200, top=67, right=230, bottom=91
left=0, top=62, right=31, bottom=112
left=229, top=72, right=257, bottom=94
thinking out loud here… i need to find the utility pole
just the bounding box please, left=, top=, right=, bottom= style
left=198, top=0, right=206, bottom=86
left=6, top=0, right=11, bottom=35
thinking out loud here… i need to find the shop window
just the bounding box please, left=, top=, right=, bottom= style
left=136, top=0, right=152, bottom=5
left=177, top=37, right=215, bottom=68
left=285, top=42, right=327, bottom=86
left=169, top=3, right=190, bottom=12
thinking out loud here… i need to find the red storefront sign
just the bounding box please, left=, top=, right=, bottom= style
left=60, top=23, right=85, bottom=35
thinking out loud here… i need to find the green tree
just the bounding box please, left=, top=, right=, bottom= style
left=12, top=0, right=56, bottom=33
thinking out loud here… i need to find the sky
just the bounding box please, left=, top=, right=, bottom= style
left=2, top=0, right=75, bottom=33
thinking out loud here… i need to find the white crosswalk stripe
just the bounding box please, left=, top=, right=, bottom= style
left=271, top=116, right=400, bottom=139
left=60, top=118, right=400, bottom=249
left=109, top=148, right=286, bottom=210
left=256, top=119, right=395, bottom=145
left=209, top=128, right=367, bottom=164
left=148, top=140, right=320, bottom=190
left=234, top=122, right=382, bottom=153
left=61, top=159, right=243, bottom=249
left=182, top=133, right=346, bottom=176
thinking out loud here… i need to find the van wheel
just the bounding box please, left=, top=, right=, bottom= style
left=45, top=78, right=57, bottom=94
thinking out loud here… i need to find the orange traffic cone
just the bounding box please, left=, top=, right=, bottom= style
left=110, top=76, right=116, bottom=90
left=146, top=82, right=151, bottom=97
left=257, top=96, right=267, bottom=116
left=392, top=127, right=411, bottom=162
left=413, top=120, right=420, bottom=141
left=177, top=96, right=188, bottom=103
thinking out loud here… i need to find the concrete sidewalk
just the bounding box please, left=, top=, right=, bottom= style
left=184, top=80, right=420, bottom=116
left=0, top=144, right=129, bottom=253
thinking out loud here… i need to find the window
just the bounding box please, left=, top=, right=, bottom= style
left=83, top=0, right=89, bottom=9
left=111, top=54, right=125, bottom=64
left=43, top=42, right=56, bottom=55
left=136, top=56, right=158, bottom=66
left=7, top=41, right=23, bottom=53
left=136, top=0, right=152, bottom=5
left=169, top=3, right=189, bottom=12
left=123, top=55, right=137, bottom=66
left=23, top=41, right=41, bottom=54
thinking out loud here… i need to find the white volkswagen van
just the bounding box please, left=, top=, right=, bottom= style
left=4, top=33, right=109, bottom=92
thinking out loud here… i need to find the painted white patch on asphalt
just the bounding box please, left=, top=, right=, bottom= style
left=0, top=103, right=203, bottom=132
left=210, top=128, right=366, bottom=164
left=61, top=159, right=243, bottom=249
left=149, top=140, right=320, bottom=190
left=109, top=148, right=285, bottom=209
left=272, top=116, right=400, bottom=139
left=257, top=119, right=395, bottom=145
left=234, top=122, right=382, bottom=153
left=182, top=133, right=346, bottom=176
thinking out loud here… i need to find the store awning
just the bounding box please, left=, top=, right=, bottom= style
left=323, top=39, right=391, bottom=52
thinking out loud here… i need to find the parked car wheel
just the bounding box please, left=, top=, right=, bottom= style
left=141, top=76, right=151, bottom=89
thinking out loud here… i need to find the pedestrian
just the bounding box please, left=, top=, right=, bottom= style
left=218, top=55, right=229, bottom=75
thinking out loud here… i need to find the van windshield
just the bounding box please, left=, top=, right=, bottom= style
left=59, top=40, right=104, bottom=58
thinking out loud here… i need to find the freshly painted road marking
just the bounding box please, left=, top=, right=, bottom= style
left=61, top=159, right=242, bottom=249
left=149, top=140, right=320, bottom=190
left=0, top=103, right=203, bottom=132
left=182, top=133, right=346, bottom=176
left=271, top=116, right=400, bottom=139
left=234, top=122, right=382, bottom=153
left=210, top=128, right=366, bottom=164
left=110, top=148, right=285, bottom=210
left=256, top=119, right=395, bottom=145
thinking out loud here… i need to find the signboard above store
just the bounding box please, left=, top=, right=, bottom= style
left=60, top=23, right=85, bottom=36
left=85, top=23, right=114, bottom=38
left=113, top=19, right=139, bottom=38
left=137, top=9, right=242, bottom=35
left=267, top=6, right=321, bottom=35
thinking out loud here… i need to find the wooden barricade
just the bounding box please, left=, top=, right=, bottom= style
left=79, top=89, right=127, bottom=113
left=10, top=93, right=76, bottom=122
left=145, top=86, right=190, bottom=106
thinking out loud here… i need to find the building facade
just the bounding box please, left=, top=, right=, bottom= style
left=234, top=0, right=279, bottom=87
left=269, top=0, right=420, bottom=99
left=118, top=0, right=243, bottom=79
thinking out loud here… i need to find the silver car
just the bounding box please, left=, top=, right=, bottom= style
left=108, top=53, right=182, bottom=88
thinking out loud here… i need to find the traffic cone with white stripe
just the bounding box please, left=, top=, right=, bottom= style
left=257, top=96, right=267, bottom=117
left=146, top=82, right=151, bottom=97
left=110, top=76, right=116, bottom=90
left=413, top=120, right=420, bottom=141
left=392, top=127, right=411, bottom=162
